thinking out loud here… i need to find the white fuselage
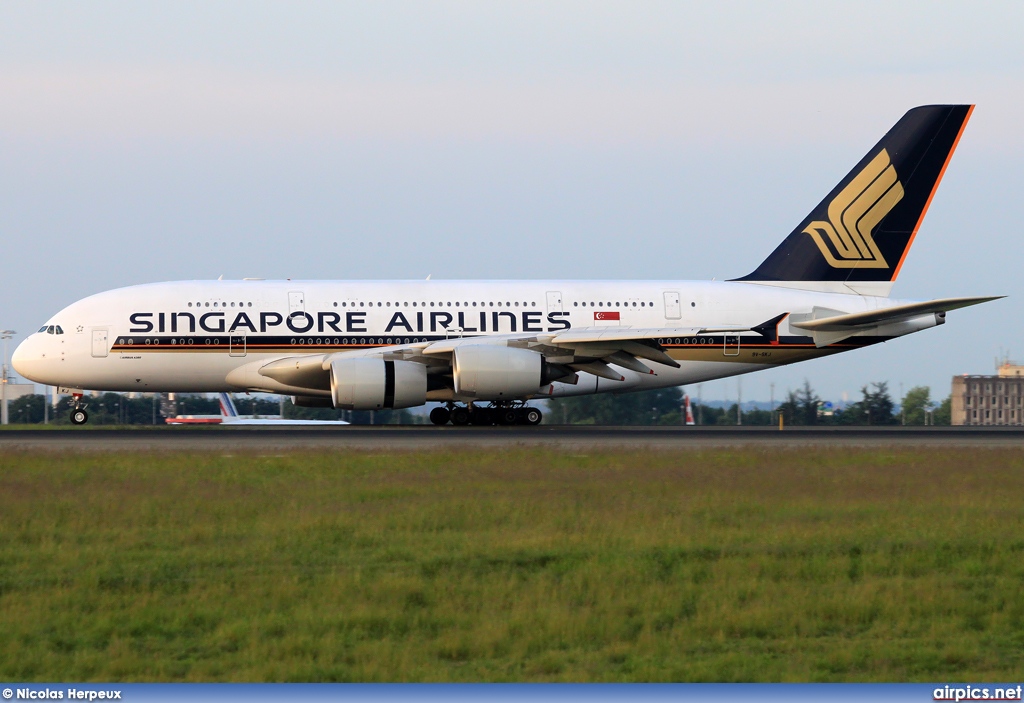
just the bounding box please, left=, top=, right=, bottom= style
left=12, top=279, right=937, bottom=401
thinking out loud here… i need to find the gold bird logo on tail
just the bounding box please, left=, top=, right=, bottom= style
left=803, top=149, right=904, bottom=268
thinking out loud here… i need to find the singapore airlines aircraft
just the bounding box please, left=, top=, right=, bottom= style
left=164, top=392, right=349, bottom=425
left=13, top=105, right=999, bottom=426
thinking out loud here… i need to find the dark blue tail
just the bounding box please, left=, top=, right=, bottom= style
left=736, top=105, right=973, bottom=288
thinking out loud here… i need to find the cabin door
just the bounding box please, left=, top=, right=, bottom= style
left=91, top=329, right=109, bottom=358
left=663, top=291, right=682, bottom=319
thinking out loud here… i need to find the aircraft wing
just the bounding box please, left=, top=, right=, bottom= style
left=403, top=328, right=707, bottom=374
left=233, top=325, right=718, bottom=395
left=411, top=328, right=703, bottom=380
left=235, top=313, right=815, bottom=395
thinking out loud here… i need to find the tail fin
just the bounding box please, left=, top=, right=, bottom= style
left=736, top=105, right=973, bottom=295
left=218, top=393, right=240, bottom=418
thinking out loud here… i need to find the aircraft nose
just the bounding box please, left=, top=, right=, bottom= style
left=11, top=338, right=28, bottom=375
left=11, top=337, right=41, bottom=382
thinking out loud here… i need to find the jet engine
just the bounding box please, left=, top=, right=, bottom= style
left=453, top=345, right=570, bottom=399
left=330, top=358, right=427, bottom=410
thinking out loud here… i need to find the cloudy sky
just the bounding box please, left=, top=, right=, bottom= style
left=2, top=1, right=1022, bottom=402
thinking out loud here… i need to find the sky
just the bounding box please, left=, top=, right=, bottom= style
left=2, top=1, right=1023, bottom=403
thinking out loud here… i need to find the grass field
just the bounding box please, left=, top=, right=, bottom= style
left=1, top=447, right=1023, bottom=682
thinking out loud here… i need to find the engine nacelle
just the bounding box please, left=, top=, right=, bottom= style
left=453, top=345, right=545, bottom=400
left=330, top=358, right=427, bottom=410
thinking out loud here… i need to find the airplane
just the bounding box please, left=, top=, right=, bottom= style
left=164, top=392, right=349, bottom=425
left=13, top=105, right=1001, bottom=427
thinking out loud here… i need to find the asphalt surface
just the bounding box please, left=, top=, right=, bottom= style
left=2, top=425, right=1024, bottom=451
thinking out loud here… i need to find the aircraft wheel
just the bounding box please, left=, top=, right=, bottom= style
left=429, top=407, right=451, bottom=425
left=501, top=409, right=518, bottom=425
left=470, top=408, right=494, bottom=425
left=450, top=407, right=470, bottom=426
left=70, top=409, right=89, bottom=425
left=522, top=407, right=543, bottom=426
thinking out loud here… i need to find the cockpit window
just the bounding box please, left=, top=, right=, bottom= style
left=38, top=326, right=48, bottom=333
left=55, top=326, right=64, bottom=335
left=46, top=326, right=55, bottom=334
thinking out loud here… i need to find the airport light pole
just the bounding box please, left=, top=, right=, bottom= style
left=1, top=330, right=15, bottom=426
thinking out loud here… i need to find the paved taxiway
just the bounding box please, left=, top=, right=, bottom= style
left=2, top=426, right=1024, bottom=451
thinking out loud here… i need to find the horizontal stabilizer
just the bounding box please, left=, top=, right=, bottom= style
left=790, top=296, right=1002, bottom=332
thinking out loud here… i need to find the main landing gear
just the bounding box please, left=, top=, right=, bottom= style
left=429, top=403, right=543, bottom=426
left=69, top=393, right=89, bottom=425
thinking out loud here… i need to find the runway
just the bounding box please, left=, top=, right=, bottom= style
left=3, top=425, right=1024, bottom=451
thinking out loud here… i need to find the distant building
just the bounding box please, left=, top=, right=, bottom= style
left=952, top=371, right=1024, bottom=426
left=997, top=361, right=1024, bottom=378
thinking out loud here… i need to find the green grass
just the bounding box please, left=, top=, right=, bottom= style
left=1, top=448, right=1023, bottom=681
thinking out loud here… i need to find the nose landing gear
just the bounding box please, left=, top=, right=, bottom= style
left=69, top=393, right=89, bottom=425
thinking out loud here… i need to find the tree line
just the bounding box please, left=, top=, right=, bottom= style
left=546, top=381, right=952, bottom=426
left=3, top=380, right=950, bottom=426
left=773, top=381, right=950, bottom=426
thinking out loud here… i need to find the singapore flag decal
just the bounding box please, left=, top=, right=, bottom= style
left=594, top=311, right=620, bottom=321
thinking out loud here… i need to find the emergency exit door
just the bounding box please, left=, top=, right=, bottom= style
left=546, top=291, right=563, bottom=313
left=663, top=291, right=682, bottom=319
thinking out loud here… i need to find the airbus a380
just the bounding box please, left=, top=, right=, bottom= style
left=13, top=105, right=1000, bottom=426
